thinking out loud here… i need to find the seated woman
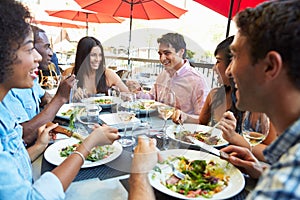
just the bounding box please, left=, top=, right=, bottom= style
left=72, top=36, right=128, bottom=99
left=0, top=2, right=120, bottom=198
left=172, top=36, right=276, bottom=161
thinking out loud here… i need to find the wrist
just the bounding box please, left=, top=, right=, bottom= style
left=34, top=141, right=48, bottom=153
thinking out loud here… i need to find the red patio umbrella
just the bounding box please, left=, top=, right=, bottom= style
left=193, top=0, right=267, bottom=37
left=32, top=19, right=86, bottom=29
left=46, top=9, right=124, bottom=36
left=74, top=0, right=187, bottom=65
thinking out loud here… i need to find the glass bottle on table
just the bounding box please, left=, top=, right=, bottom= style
left=242, top=111, right=270, bottom=148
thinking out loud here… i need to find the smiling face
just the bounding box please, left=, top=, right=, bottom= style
left=34, top=31, right=53, bottom=70
left=89, top=46, right=102, bottom=70
left=158, top=43, right=184, bottom=72
left=226, top=32, right=265, bottom=112
left=213, top=51, right=230, bottom=86
left=8, top=32, right=41, bottom=90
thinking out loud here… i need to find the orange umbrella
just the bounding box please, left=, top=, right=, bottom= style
left=46, top=9, right=124, bottom=35
left=32, top=19, right=86, bottom=29
left=74, top=0, right=187, bottom=64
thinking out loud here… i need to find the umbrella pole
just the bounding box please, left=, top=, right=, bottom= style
left=226, top=0, right=235, bottom=38
left=86, top=13, right=89, bottom=36
left=127, top=1, right=133, bottom=72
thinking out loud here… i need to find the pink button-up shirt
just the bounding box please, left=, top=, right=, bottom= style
left=137, top=60, right=209, bottom=115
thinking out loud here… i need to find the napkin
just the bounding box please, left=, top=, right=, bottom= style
left=65, top=178, right=128, bottom=200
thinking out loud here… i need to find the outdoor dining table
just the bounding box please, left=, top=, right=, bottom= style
left=32, top=106, right=256, bottom=200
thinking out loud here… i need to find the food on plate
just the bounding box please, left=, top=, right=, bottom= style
left=61, top=109, right=73, bottom=116
left=60, top=142, right=115, bottom=162
left=133, top=100, right=155, bottom=110
left=152, top=156, right=230, bottom=198
left=94, top=98, right=113, bottom=104
left=175, top=130, right=219, bottom=145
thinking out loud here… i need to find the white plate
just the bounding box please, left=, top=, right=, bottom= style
left=81, top=96, right=121, bottom=109
left=148, top=149, right=245, bottom=200
left=56, top=103, right=86, bottom=120
left=99, top=113, right=141, bottom=130
left=44, top=138, right=123, bottom=168
left=166, top=124, right=229, bottom=148
left=133, top=99, right=157, bottom=115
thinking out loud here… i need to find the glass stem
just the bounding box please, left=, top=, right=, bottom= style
left=162, top=119, right=168, bottom=150
left=123, top=123, right=128, bottom=138
left=162, top=119, right=167, bottom=132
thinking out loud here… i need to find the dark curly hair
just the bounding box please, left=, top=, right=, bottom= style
left=157, top=33, right=187, bottom=58
left=0, top=0, right=31, bottom=84
left=235, top=0, right=300, bottom=90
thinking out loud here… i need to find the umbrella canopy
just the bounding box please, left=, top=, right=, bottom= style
left=31, top=6, right=87, bottom=29
left=75, top=0, right=187, bottom=65
left=46, top=8, right=124, bottom=35
left=32, top=18, right=86, bottom=29
left=193, top=0, right=267, bottom=37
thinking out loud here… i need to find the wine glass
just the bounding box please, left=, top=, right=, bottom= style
left=139, top=99, right=155, bottom=124
left=117, top=92, right=137, bottom=147
left=242, top=111, right=270, bottom=148
left=156, top=88, right=175, bottom=149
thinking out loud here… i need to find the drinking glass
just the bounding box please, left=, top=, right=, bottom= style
left=156, top=89, right=175, bottom=149
left=242, top=111, right=270, bottom=148
left=76, top=96, right=101, bottom=132
left=117, top=92, right=137, bottom=147
left=140, top=99, right=155, bottom=123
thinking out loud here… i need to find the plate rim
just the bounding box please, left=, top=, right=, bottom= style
left=134, top=99, right=157, bottom=114
left=44, top=138, right=123, bottom=168
left=148, top=149, right=245, bottom=200
left=56, top=103, right=86, bottom=120
left=83, top=96, right=122, bottom=108
left=166, top=123, right=229, bottom=148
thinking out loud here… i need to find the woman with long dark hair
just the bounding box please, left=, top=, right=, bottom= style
left=73, top=36, right=128, bottom=97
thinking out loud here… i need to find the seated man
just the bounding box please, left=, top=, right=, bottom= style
left=31, top=25, right=60, bottom=89
left=127, top=33, right=209, bottom=116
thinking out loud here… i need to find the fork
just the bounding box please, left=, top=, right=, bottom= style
left=204, top=121, right=221, bottom=136
left=178, top=119, right=186, bottom=131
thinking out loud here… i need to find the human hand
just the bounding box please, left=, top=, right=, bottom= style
left=35, top=123, right=59, bottom=147
left=126, top=80, right=141, bottom=93
left=220, top=145, right=263, bottom=179
left=83, top=124, right=120, bottom=151
left=73, top=87, right=88, bottom=101
left=218, top=111, right=238, bottom=142
left=131, top=136, right=159, bottom=174
left=55, top=74, right=76, bottom=102
left=171, top=109, right=187, bottom=124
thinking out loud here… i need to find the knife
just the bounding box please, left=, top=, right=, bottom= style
left=46, top=122, right=85, bottom=141
left=186, top=136, right=229, bottom=160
